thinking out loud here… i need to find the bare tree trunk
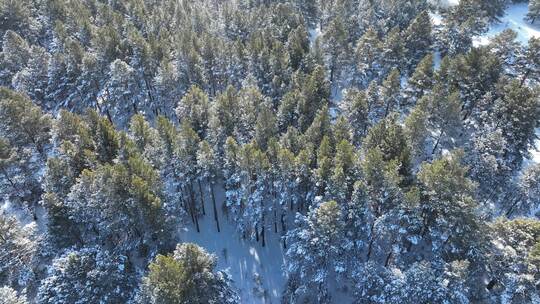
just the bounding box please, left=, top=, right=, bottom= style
left=431, top=130, right=444, bottom=155
left=255, top=223, right=259, bottom=242
left=366, top=221, right=376, bottom=262
left=197, top=179, right=206, bottom=215
left=261, top=212, right=266, bottom=247
left=189, top=182, right=200, bottom=233
left=281, top=212, right=287, bottom=248
left=208, top=178, right=220, bottom=232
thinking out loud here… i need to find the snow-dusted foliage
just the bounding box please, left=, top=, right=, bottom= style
left=0, top=286, right=28, bottom=304
left=0, top=213, right=39, bottom=289
left=37, top=247, right=134, bottom=303
left=0, top=0, right=539, bottom=303
left=136, top=243, right=239, bottom=304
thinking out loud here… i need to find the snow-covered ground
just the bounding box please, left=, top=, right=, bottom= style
left=179, top=186, right=287, bottom=304
left=308, top=26, right=321, bottom=46
left=473, top=3, right=540, bottom=46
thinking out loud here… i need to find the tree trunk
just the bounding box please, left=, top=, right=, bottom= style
left=209, top=179, right=220, bottom=232
left=255, top=223, right=259, bottom=242
left=261, top=212, right=266, bottom=247
left=366, top=221, right=376, bottom=262
left=197, top=179, right=206, bottom=215
left=281, top=212, right=287, bottom=248
left=431, top=129, right=444, bottom=155
left=189, top=182, right=200, bottom=233
left=273, top=180, right=277, bottom=233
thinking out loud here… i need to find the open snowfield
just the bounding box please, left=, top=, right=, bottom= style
left=179, top=186, right=287, bottom=304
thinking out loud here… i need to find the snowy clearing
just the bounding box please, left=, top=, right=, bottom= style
left=179, top=186, right=287, bottom=304
left=473, top=3, right=540, bottom=46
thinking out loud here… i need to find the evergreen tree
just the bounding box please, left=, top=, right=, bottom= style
left=340, top=88, right=369, bottom=144
left=0, top=213, right=38, bottom=289
left=321, top=16, right=348, bottom=84
left=285, top=201, right=345, bottom=303
left=37, top=247, right=134, bottom=304
left=404, top=11, right=432, bottom=70
left=137, top=243, right=239, bottom=304
left=11, top=45, right=49, bottom=105
left=175, top=85, right=210, bottom=139
left=528, top=0, right=540, bottom=23
left=0, top=31, right=29, bottom=87
left=0, top=85, right=51, bottom=158
left=416, top=150, right=483, bottom=259
left=404, top=54, right=434, bottom=106
left=488, top=218, right=540, bottom=303
left=355, top=28, right=382, bottom=84
left=379, top=68, right=402, bottom=118
left=0, top=286, right=28, bottom=304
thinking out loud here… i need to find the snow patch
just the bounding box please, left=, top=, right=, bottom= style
left=179, top=185, right=287, bottom=304
left=308, top=26, right=322, bottom=46
left=473, top=3, right=540, bottom=46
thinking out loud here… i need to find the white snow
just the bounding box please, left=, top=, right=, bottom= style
left=430, top=0, right=460, bottom=8
left=308, top=26, right=322, bottom=46
left=430, top=12, right=443, bottom=26
left=473, top=3, right=540, bottom=46
left=179, top=185, right=287, bottom=304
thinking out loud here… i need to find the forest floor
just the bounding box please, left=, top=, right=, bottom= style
left=178, top=185, right=287, bottom=304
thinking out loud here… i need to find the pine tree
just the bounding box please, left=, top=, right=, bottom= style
left=0, top=30, right=29, bottom=87
left=321, top=16, right=348, bottom=84
left=492, top=80, right=539, bottom=168
left=404, top=11, right=432, bottom=70
left=175, top=85, right=210, bottom=139
left=177, top=121, right=203, bottom=232
left=355, top=28, right=382, bottom=84
left=11, top=45, right=49, bottom=105
left=417, top=150, right=483, bottom=259
left=528, top=0, right=540, bottom=23
left=0, top=0, right=35, bottom=40
left=362, top=115, right=412, bottom=183
left=380, top=27, right=404, bottom=76
left=488, top=218, right=540, bottom=303
left=37, top=247, right=134, bottom=304
left=0, top=84, right=51, bottom=157
left=236, top=84, right=265, bottom=144
left=379, top=68, right=402, bottom=118
left=0, top=286, right=28, bottom=304
left=254, top=102, right=277, bottom=151
left=0, top=213, right=38, bottom=289
left=518, top=37, right=540, bottom=86
left=287, top=24, right=310, bottom=71
left=340, top=88, right=369, bottom=144
left=208, top=85, right=239, bottom=155
left=296, top=66, right=330, bottom=132
left=277, top=90, right=301, bottom=133
left=104, top=59, right=145, bottom=126
left=285, top=201, right=345, bottom=303
left=137, top=243, right=239, bottom=304
left=304, top=105, right=332, bottom=149
left=404, top=54, right=434, bottom=106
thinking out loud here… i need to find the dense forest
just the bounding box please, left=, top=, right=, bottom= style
left=1, top=0, right=540, bottom=303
